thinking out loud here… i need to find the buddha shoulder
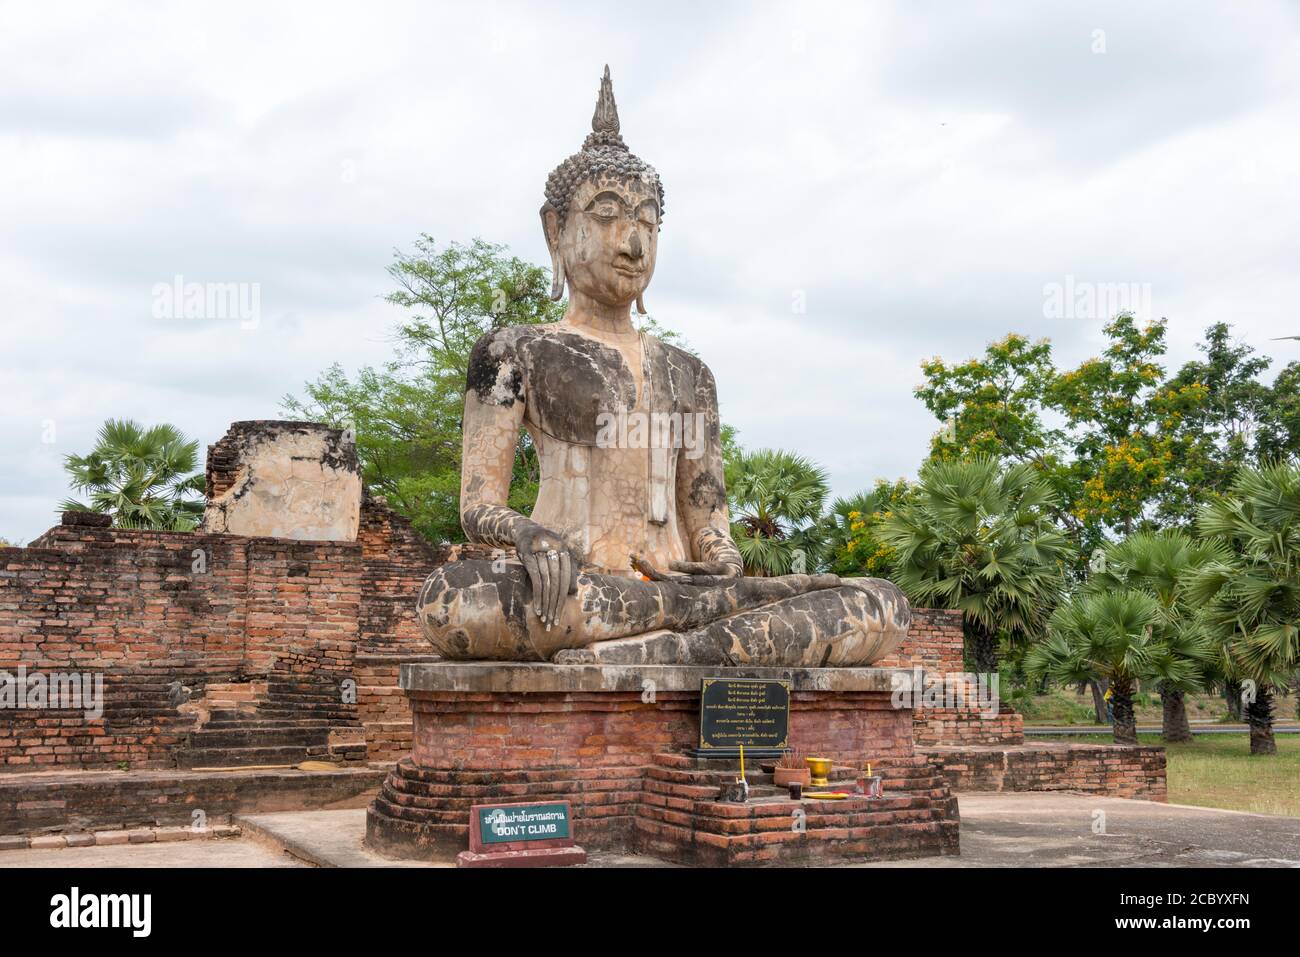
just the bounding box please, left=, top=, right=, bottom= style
left=466, top=324, right=639, bottom=420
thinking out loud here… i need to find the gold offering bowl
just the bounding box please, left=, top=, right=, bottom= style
left=805, top=756, right=832, bottom=787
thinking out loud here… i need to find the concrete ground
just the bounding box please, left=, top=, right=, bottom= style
left=858, top=793, right=1300, bottom=868
left=1, top=836, right=305, bottom=868
left=2, top=794, right=1296, bottom=867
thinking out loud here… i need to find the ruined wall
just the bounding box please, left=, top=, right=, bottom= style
left=878, top=608, right=1025, bottom=747
left=0, top=499, right=434, bottom=772
left=924, top=742, right=1167, bottom=800
left=201, top=421, right=362, bottom=541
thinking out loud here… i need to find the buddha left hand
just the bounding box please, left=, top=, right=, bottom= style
left=630, top=553, right=742, bottom=584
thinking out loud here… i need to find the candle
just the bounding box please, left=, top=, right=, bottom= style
left=867, top=763, right=872, bottom=777
left=739, top=744, right=745, bottom=782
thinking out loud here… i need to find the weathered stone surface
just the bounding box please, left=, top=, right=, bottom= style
left=0, top=766, right=384, bottom=835
left=200, top=420, right=362, bottom=541
left=60, top=510, right=112, bottom=527
left=400, top=661, right=917, bottom=695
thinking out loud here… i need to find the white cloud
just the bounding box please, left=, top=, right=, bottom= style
left=3, top=0, right=1300, bottom=540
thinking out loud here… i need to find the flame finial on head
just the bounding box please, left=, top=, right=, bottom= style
left=592, top=64, right=620, bottom=135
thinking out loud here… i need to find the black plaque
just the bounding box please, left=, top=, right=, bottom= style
left=697, top=677, right=790, bottom=754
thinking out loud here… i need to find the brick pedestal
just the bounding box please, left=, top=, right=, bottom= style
left=364, top=662, right=959, bottom=865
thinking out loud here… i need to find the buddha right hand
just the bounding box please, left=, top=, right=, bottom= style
left=513, top=523, right=579, bottom=631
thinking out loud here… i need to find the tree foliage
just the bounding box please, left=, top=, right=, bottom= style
left=1025, top=589, right=1164, bottom=744
left=283, top=237, right=564, bottom=543
left=880, top=456, right=1071, bottom=672
left=61, top=419, right=205, bottom=530
left=915, top=317, right=1300, bottom=565
left=1182, top=462, right=1300, bottom=753
left=727, top=449, right=830, bottom=576
left=824, top=479, right=912, bottom=578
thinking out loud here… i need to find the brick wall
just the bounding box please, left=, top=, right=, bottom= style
left=0, top=500, right=432, bottom=772
left=879, top=607, right=1025, bottom=747
left=924, top=743, right=1168, bottom=800
left=406, top=687, right=915, bottom=771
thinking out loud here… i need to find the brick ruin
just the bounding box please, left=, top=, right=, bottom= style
left=879, top=609, right=1165, bottom=801
left=0, top=419, right=1164, bottom=838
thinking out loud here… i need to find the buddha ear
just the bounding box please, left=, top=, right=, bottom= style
left=636, top=294, right=648, bottom=315
left=539, top=202, right=565, bottom=301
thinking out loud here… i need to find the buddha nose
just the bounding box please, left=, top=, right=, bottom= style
left=626, top=229, right=642, bottom=260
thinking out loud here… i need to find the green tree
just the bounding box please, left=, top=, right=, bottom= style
left=727, top=449, right=830, bottom=576
left=881, top=456, right=1071, bottom=673
left=824, top=479, right=912, bottom=578
left=1086, top=531, right=1222, bottom=741
left=1256, top=360, right=1300, bottom=463
left=1026, top=590, right=1164, bottom=745
left=1048, top=314, right=1181, bottom=547
left=914, top=319, right=1288, bottom=569
left=1183, top=462, right=1300, bottom=755
left=283, top=237, right=564, bottom=543
left=1157, top=323, right=1275, bottom=525
left=61, top=419, right=205, bottom=530
left=916, top=332, right=1060, bottom=466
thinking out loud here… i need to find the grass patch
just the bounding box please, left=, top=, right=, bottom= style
left=1016, top=688, right=1298, bottom=727
left=1034, top=732, right=1300, bottom=817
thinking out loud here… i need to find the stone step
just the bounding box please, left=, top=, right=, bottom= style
left=202, top=716, right=333, bottom=730
left=176, top=745, right=323, bottom=769
left=187, top=726, right=331, bottom=749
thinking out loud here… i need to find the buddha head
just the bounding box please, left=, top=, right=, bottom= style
left=541, top=66, right=664, bottom=313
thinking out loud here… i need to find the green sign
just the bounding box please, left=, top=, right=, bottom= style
left=477, top=802, right=572, bottom=845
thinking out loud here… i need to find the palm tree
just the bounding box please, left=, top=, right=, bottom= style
left=1183, top=462, right=1300, bottom=755
left=1088, top=531, right=1223, bottom=741
left=1026, top=589, right=1165, bottom=745
left=881, top=456, right=1070, bottom=673
left=727, top=449, right=830, bottom=576
left=62, top=419, right=206, bottom=531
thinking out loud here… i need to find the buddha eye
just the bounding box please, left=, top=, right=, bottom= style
left=585, top=192, right=627, bottom=222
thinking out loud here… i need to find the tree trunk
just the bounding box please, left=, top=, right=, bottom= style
left=1088, top=678, right=1108, bottom=725
left=966, top=621, right=998, bottom=676
left=1223, top=679, right=1243, bottom=721
left=1110, top=679, right=1138, bottom=746
left=1160, top=685, right=1193, bottom=743
left=1246, top=685, right=1276, bottom=756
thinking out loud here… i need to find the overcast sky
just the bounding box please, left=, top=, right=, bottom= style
left=3, top=1, right=1299, bottom=543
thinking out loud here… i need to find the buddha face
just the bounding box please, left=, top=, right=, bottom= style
left=543, top=171, right=659, bottom=308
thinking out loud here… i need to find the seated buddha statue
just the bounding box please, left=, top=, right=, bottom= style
left=416, top=67, right=910, bottom=667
